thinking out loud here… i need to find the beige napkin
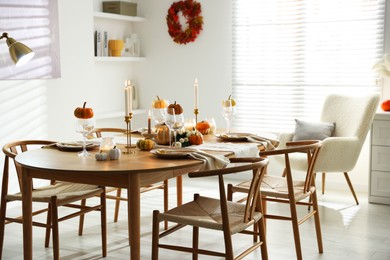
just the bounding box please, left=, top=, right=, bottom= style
left=247, top=135, right=279, bottom=150
left=189, top=151, right=230, bottom=171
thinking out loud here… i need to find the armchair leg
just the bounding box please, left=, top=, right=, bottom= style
left=151, top=210, right=160, bottom=260
left=192, top=226, right=199, bottom=260
left=343, top=172, right=359, bottom=205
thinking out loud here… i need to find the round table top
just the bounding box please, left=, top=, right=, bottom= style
left=15, top=146, right=203, bottom=174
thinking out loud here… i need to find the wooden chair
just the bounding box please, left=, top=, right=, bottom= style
left=228, top=141, right=323, bottom=260
left=92, top=128, right=169, bottom=227
left=152, top=157, right=269, bottom=260
left=0, top=140, right=107, bottom=259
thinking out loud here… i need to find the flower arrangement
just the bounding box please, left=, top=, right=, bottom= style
left=166, top=0, right=203, bottom=45
left=373, top=54, right=390, bottom=77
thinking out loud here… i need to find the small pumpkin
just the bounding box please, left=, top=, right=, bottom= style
left=155, top=123, right=172, bottom=145
left=95, top=151, right=108, bottom=161
left=109, top=146, right=121, bottom=160
left=167, top=101, right=184, bottom=115
left=152, top=96, right=168, bottom=109
left=136, top=139, right=155, bottom=151
left=74, top=102, right=94, bottom=119
left=381, top=99, right=390, bottom=111
left=189, top=130, right=204, bottom=145
left=196, top=120, right=211, bottom=135
left=222, top=94, right=236, bottom=107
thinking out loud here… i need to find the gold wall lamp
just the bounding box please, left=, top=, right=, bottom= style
left=0, top=32, right=35, bottom=66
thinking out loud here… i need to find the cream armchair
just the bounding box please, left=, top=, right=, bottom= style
left=275, top=93, right=380, bottom=204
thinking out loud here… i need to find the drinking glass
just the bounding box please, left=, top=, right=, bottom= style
left=152, top=101, right=168, bottom=124
left=165, top=110, right=184, bottom=147
left=75, top=118, right=95, bottom=157
left=221, top=100, right=237, bottom=134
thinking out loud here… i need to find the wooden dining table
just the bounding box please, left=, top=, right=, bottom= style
left=14, top=133, right=264, bottom=260
left=15, top=145, right=207, bottom=260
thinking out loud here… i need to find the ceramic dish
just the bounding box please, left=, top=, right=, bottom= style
left=215, top=133, right=251, bottom=142
left=150, top=148, right=196, bottom=159
left=56, top=142, right=99, bottom=152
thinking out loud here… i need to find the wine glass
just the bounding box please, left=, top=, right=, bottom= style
left=75, top=118, right=96, bottom=157
left=221, top=100, right=237, bottom=134
left=165, top=110, right=184, bottom=147
left=152, top=102, right=168, bottom=125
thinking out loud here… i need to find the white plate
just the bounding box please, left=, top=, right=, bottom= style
left=150, top=148, right=196, bottom=159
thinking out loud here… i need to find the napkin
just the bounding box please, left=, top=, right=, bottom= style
left=195, top=142, right=260, bottom=157
left=189, top=150, right=230, bottom=171
left=247, top=135, right=280, bottom=150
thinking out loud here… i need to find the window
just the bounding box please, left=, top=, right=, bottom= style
left=232, top=0, right=385, bottom=133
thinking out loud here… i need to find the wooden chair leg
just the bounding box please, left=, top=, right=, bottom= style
left=163, top=180, right=168, bottom=230
left=151, top=210, right=160, bottom=260
left=0, top=195, right=7, bottom=257
left=114, top=188, right=122, bottom=223
left=343, top=172, right=359, bottom=205
left=78, top=199, right=86, bottom=236
left=311, top=191, right=323, bottom=253
left=257, top=217, right=268, bottom=260
left=289, top=200, right=303, bottom=260
left=100, top=188, right=107, bottom=257
left=50, top=198, right=60, bottom=260
left=45, top=204, right=52, bottom=247
left=322, top=172, right=326, bottom=194
left=192, top=226, right=199, bottom=260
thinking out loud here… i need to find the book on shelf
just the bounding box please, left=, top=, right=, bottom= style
left=94, top=30, right=102, bottom=57
left=103, top=31, right=108, bottom=56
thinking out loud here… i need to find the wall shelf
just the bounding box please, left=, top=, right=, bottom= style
left=93, top=12, right=146, bottom=22
left=94, top=56, right=146, bottom=62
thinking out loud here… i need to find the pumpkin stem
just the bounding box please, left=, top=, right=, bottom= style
left=156, top=95, right=160, bottom=100
left=113, top=146, right=117, bottom=149
left=228, top=94, right=232, bottom=100
left=82, top=102, right=87, bottom=108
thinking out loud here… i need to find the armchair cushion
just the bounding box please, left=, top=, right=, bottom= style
left=292, top=119, right=335, bottom=141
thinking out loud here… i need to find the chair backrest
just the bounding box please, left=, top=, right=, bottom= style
left=2, top=140, right=56, bottom=191
left=188, top=157, right=269, bottom=224
left=264, top=141, right=322, bottom=193
left=91, top=128, right=127, bottom=138
left=320, top=93, right=380, bottom=140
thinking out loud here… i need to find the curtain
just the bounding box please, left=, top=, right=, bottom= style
left=232, top=0, right=384, bottom=133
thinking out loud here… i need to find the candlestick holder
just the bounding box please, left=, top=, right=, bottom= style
left=194, top=108, right=199, bottom=125
left=124, top=113, right=134, bottom=154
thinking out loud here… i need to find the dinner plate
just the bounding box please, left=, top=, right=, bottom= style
left=56, top=142, right=99, bottom=152
left=150, top=148, right=196, bottom=159
left=215, top=133, right=251, bottom=142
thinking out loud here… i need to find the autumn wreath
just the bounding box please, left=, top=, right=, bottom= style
left=166, top=0, right=203, bottom=45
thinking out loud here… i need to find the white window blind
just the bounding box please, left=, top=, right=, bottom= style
left=232, top=0, right=384, bottom=133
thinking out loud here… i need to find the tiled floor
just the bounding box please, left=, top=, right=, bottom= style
left=2, top=176, right=390, bottom=259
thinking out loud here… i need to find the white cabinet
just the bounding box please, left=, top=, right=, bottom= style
left=369, top=112, right=390, bottom=204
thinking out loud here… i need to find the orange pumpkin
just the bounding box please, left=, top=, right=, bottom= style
left=74, top=102, right=94, bottom=119
left=196, top=120, right=211, bottom=135
left=381, top=99, right=390, bottom=111
left=152, top=96, right=168, bottom=109
left=189, top=131, right=203, bottom=145
left=167, top=101, right=184, bottom=115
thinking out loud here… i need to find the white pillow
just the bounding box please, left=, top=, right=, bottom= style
left=292, top=119, right=335, bottom=141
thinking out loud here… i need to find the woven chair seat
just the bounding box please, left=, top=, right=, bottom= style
left=158, top=195, right=261, bottom=235
left=7, top=182, right=103, bottom=204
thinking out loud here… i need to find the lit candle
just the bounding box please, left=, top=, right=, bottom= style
left=194, top=78, right=198, bottom=109
left=148, top=109, right=151, bottom=134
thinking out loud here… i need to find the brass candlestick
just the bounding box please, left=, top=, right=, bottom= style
left=124, top=113, right=134, bottom=154
left=194, top=108, right=199, bottom=125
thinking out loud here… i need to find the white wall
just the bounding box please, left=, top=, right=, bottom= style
left=0, top=0, right=375, bottom=194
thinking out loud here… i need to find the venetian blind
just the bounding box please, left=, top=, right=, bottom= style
left=232, top=0, right=385, bottom=133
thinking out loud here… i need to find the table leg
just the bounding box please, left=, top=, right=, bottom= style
left=128, top=173, right=140, bottom=260
left=21, top=169, right=33, bottom=260
left=176, top=176, right=182, bottom=206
